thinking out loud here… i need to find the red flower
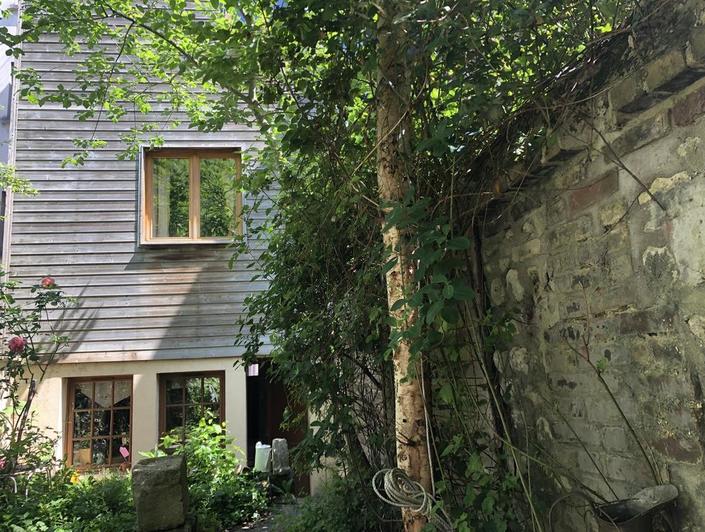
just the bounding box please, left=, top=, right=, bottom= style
left=41, top=276, right=56, bottom=289
left=8, top=336, right=27, bottom=353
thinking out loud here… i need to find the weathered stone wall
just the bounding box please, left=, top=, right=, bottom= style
left=480, top=9, right=705, bottom=530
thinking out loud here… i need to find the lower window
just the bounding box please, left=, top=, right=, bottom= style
left=67, top=377, right=132, bottom=468
left=159, top=372, right=224, bottom=436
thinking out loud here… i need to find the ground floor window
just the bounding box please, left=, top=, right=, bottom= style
left=66, top=377, right=132, bottom=469
left=159, top=372, right=224, bottom=436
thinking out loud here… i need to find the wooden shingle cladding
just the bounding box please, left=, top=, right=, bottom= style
left=7, top=36, right=272, bottom=362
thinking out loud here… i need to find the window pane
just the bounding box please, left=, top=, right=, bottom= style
left=204, top=403, right=220, bottom=424
left=200, top=158, right=238, bottom=238
left=92, top=439, right=109, bottom=465
left=74, top=382, right=92, bottom=409
left=114, top=380, right=131, bottom=407
left=184, top=377, right=202, bottom=404
left=111, top=438, right=129, bottom=464
left=203, top=377, right=220, bottom=404
left=74, top=411, right=91, bottom=438
left=165, top=378, right=184, bottom=405
left=94, top=381, right=113, bottom=409
left=73, top=440, right=91, bottom=466
left=165, top=406, right=184, bottom=432
left=186, top=405, right=202, bottom=427
left=93, top=410, right=111, bottom=436
left=113, top=409, right=130, bottom=436
left=152, top=158, right=190, bottom=238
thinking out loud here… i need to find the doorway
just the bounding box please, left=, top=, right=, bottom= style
left=245, top=361, right=309, bottom=494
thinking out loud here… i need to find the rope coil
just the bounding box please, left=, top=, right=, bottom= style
left=372, top=468, right=453, bottom=531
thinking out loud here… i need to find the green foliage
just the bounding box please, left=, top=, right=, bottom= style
left=1, top=0, right=643, bottom=528
left=0, top=163, right=36, bottom=198
left=147, top=418, right=268, bottom=529
left=0, top=470, right=135, bottom=532
left=278, top=476, right=390, bottom=532
left=1, top=275, right=73, bottom=475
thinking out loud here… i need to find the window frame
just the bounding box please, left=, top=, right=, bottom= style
left=65, top=376, right=134, bottom=470
left=158, top=371, right=226, bottom=437
left=141, top=148, right=243, bottom=245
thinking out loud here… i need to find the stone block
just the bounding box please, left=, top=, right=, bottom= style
left=607, top=112, right=671, bottom=158
left=272, top=438, right=291, bottom=476
left=511, top=238, right=542, bottom=262
left=561, top=295, right=585, bottom=319
left=549, top=215, right=593, bottom=250
left=609, top=71, right=646, bottom=113
left=642, top=246, right=679, bottom=288
left=132, top=455, right=189, bottom=532
left=601, top=427, right=630, bottom=453
left=618, top=307, right=675, bottom=336
left=686, top=27, right=705, bottom=66
left=599, top=199, right=628, bottom=229
left=520, top=208, right=547, bottom=239
left=600, top=455, right=653, bottom=483
left=569, top=171, right=619, bottom=213
left=555, top=117, right=595, bottom=153
left=505, top=269, right=525, bottom=302
left=653, top=435, right=702, bottom=464
left=638, top=171, right=691, bottom=205
left=644, top=49, right=687, bottom=92
left=672, top=84, right=705, bottom=126
left=606, top=251, right=634, bottom=284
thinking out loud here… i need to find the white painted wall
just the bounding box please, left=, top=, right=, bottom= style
left=30, top=358, right=248, bottom=464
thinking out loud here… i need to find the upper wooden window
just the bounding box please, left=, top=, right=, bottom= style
left=142, top=148, right=243, bottom=244
left=66, top=377, right=132, bottom=469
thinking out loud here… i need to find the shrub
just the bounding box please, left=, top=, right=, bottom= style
left=151, top=417, right=269, bottom=530
left=279, top=476, right=394, bottom=532
left=0, top=469, right=135, bottom=531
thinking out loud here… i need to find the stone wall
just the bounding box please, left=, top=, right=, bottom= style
left=479, top=7, right=705, bottom=530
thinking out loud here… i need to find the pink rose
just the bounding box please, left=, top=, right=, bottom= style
left=41, top=276, right=56, bottom=288
left=8, top=336, right=27, bottom=353
left=0, top=458, right=6, bottom=470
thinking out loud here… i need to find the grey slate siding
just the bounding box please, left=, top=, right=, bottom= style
left=8, top=37, right=271, bottom=362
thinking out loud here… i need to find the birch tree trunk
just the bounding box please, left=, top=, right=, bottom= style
left=376, top=2, right=432, bottom=530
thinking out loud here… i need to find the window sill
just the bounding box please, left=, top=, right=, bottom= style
left=140, top=238, right=235, bottom=246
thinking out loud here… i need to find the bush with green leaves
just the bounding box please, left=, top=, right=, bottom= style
left=278, top=476, right=390, bottom=532
left=149, top=417, right=268, bottom=530
left=0, top=469, right=135, bottom=532
left=0, top=273, right=73, bottom=475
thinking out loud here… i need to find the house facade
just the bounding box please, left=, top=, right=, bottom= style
left=0, top=18, right=282, bottom=470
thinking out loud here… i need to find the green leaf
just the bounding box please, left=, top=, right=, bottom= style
left=452, top=283, right=475, bottom=301
left=446, top=236, right=470, bottom=250
left=390, top=298, right=406, bottom=312
left=443, top=284, right=454, bottom=299
left=438, top=383, right=454, bottom=405
left=426, top=299, right=444, bottom=324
